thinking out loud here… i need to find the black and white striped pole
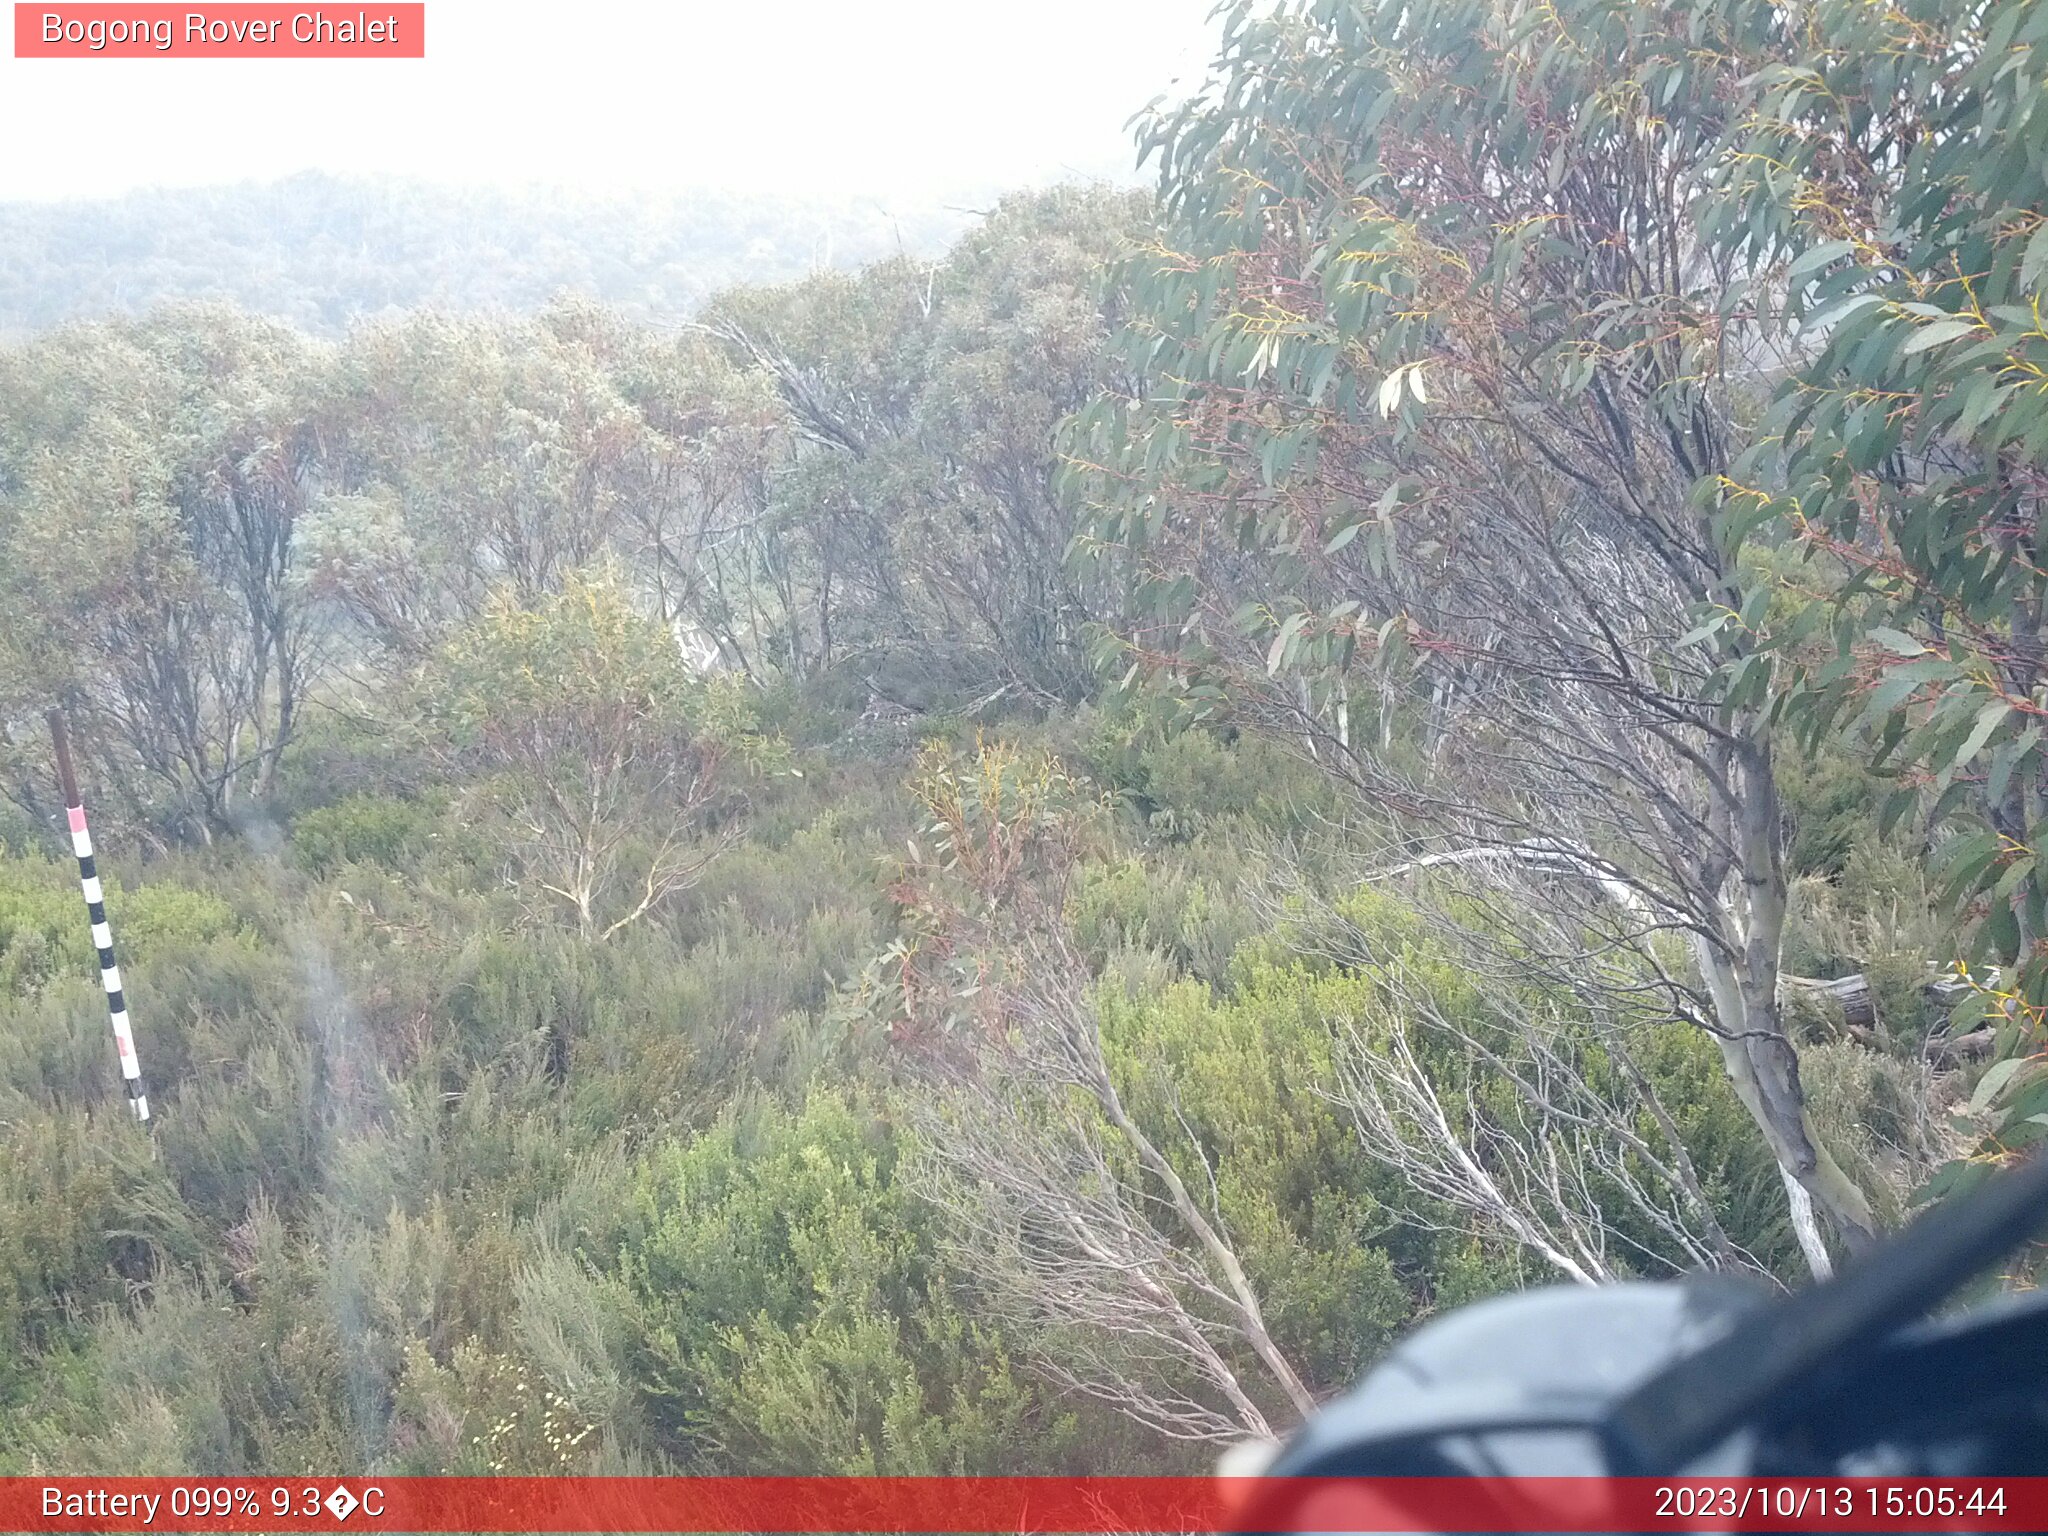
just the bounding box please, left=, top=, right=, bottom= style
left=48, top=710, right=149, bottom=1122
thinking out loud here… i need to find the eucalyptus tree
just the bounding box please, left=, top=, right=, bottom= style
left=872, top=740, right=1317, bottom=1443
left=1062, top=0, right=1874, bottom=1271
left=421, top=568, right=776, bottom=941
left=309, top=309, right=644, bottom=651
left=557, top=308, right=790, bottom=680
left=699, top=188, right=1148, bottom=696
left=696, top=257, right=941, bottom=679
left=908, top=188, right=1152, bottom=697
left=1700, top=0, right=2048, bottom=1186
left=0, top=306, right=327, bottom=835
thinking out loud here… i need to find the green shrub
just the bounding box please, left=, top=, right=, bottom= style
left=608, top=1089, right=1084, bottom=1474
left=1069, top=855, right=1259, bottom=985
left=1068, top=699, right=1338, bottom=842
left=1799, top=1042, right=1949, bottom=1229
left=0, top=854, right=245, bottom=995
left=0, top=854, right=94, bottom=994
left=0, top=1107, right=196, bottom=1410
left=1096, top=971, right=1417, bottom=1388
left=291, top=793, right=445, bottom=878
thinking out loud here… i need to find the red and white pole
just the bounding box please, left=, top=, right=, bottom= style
left=48, top=710, right=149, bottom=1122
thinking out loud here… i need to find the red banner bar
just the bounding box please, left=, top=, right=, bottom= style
left=4, top=1477, right=2044, bottom=1533
left=13, top=5, right=424, bottom=57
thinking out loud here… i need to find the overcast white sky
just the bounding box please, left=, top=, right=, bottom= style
left=0, top=1, right=1223, bottom=202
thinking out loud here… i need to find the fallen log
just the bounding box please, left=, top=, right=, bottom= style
left=1929, top=1025, right=1996, bottom=1064
left=1783, top=966, right=1977, bottom=1049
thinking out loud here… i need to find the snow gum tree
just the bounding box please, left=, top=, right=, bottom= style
left=1063, top=0, right=1880, bottom=1273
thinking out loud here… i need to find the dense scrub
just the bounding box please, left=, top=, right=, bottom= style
left=5, top=691, right=1916, bottom=1471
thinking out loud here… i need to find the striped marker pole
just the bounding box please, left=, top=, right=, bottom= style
left=48, top=710, right=149, bottom=1122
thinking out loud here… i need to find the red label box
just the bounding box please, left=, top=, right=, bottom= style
left=5, top=1476, right=2048, bottom=1533
left=14, top=4, right=424, bottom=56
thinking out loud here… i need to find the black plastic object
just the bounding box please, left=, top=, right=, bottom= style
left=1254, top=1151, right=2048, bottom=1494
left=1263, top=1277, right=1768, bottom=1480
left=1605, top=1148, right=2048, bottom=1474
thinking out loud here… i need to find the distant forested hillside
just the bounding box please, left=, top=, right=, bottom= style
left=0, top=172, right=976, bottom=337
